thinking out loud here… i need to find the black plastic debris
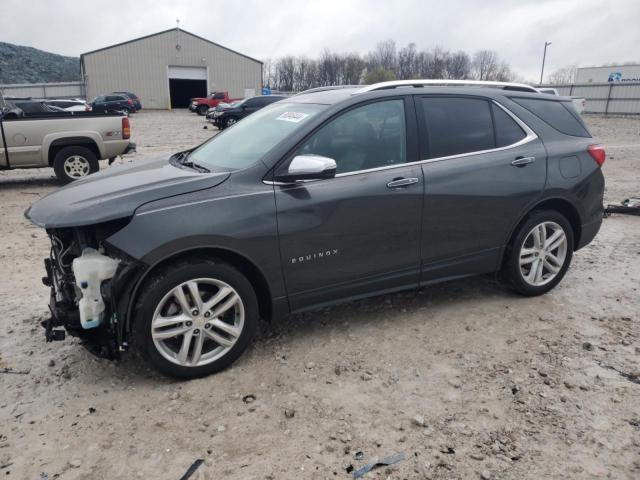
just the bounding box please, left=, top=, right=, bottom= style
left=351, top=452, right=405, bottom=478
left=604, top=197, right=640, bottom=217
left=179, top=459, right=204, bottom=480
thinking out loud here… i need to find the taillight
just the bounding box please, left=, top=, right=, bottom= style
left=587, top=144, right=605, bottom=167
left=127, top=98, right=133, bottom=105
left=122, top=117, right=131, bottom=139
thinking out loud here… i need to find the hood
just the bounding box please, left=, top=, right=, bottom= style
left=25, top=157, right=229, bottom=228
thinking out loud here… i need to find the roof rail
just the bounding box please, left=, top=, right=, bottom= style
left=295, top=85, right=362, bottom=96
left=354, top=79, right=539, bottom=94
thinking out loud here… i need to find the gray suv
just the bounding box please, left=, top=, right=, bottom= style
left=26, top=80, right=605, bottom=378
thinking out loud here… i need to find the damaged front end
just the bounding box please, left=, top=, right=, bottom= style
left=43, top=219, right=143, bottom=358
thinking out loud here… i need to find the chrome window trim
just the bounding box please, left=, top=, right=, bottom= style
left=265, top=99, right=538, bottom=184
left=331, top=100, right=537, bottom=178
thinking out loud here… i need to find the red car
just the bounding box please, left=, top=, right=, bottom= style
left=189, top=91, right=242, bottom=115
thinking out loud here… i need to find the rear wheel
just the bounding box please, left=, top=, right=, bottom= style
left=503, top=210, right=574, bottom=296
left=52, top=146, right=99, bottom=183
left=132, top=260, right=258, bottom=379
left=197, top=105, right=209, bottom=115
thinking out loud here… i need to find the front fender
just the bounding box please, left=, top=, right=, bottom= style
left=104, top=178, right=284, bottom=298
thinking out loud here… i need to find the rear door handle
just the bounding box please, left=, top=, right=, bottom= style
left=387, top=177, right=420, bottom=189
left=511, top=156, right=536, bottom=167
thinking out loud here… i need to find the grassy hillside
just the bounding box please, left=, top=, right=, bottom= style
left=0, top=42, right=80, bottom=84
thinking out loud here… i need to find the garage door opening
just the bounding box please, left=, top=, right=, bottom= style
left=169, top=78, right=207, bottom=108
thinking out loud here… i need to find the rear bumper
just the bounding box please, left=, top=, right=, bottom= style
left=577, top=217, right=602, bottom=250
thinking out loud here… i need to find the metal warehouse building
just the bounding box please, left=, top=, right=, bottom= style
left=80, top=28, right=262, bottom=109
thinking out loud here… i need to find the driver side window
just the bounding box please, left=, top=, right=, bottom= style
left=297, top=99, right=406, bottom=174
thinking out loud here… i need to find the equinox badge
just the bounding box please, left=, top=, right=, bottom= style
left=290, top=249, right=339, bottom=264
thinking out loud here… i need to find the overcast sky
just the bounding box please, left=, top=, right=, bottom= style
left=1, top=0, right=639, bottom=81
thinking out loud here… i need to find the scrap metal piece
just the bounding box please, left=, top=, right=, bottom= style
left=352, top=452, right=405, bottom=478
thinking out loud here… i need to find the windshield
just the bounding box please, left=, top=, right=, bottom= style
left=189, top=102, right=326, bottom=170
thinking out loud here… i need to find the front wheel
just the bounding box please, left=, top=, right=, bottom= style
left=503, top=210, right=574, bottom=296
left=52, top=146, right=99, bottom=183
left=132, top=260, right=258, bottom=379
left=223, top=116, right=238, bottom=129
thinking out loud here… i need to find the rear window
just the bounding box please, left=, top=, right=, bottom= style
left=511, top=97, right=590, bottom=137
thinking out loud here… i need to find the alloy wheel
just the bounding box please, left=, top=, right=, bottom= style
left=151, top=278, right=245, bottom=367
left=519, top=221, right=568, bottom=286
left=63, top=155, right=90, bottom=178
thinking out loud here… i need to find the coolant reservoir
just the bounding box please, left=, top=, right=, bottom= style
left=72, top=248, right=120, bottom=329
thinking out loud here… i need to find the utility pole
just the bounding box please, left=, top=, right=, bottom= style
left=539, top=41, right=552, bottom=85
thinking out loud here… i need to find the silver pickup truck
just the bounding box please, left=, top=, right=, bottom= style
left=1, top=99, right=135, bottom=183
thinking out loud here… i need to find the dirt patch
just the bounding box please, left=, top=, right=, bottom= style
left=0, top=112, right=638, bottom=479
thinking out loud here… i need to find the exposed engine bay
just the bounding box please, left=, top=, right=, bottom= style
left=43, top=220, right=141, bottom=358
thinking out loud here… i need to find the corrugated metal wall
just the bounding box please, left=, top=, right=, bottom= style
left=82, top=29, right=262, bottom=109
left=544, top=82, right=640, bottom=114
left=0, top=81, right=84, bottom=99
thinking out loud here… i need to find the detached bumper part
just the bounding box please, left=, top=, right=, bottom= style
left=72, top=248, right=120, bottom=329
left=123, top=142, right=136, bottom=155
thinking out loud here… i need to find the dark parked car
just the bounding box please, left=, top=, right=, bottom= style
left=209, top=95, right=285, bottom=129
left=89, top=94, right=136, bottom=113
left=114, top=92, right=142, bottom=110
left=26, top=80, right=605, bottom=379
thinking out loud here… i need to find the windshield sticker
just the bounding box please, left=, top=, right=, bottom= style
left=276, top=111, right=309, bottom=123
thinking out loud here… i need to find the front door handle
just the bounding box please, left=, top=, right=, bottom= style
left=387, top=177, right=419, bottom=189
left=511, top=156, right=536, bottom=167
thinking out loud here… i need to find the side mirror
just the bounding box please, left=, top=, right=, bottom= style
left=275, top=155, right=337, bottom=183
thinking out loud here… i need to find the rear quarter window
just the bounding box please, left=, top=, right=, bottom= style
left=511, top=97, right=590, bottom=138
left=492, top=104, right=526, bottom=147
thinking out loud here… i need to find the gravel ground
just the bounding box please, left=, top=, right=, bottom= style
left=0, top=111, right=639, bottom=480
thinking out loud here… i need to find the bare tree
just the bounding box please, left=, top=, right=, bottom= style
left=547, top=65, right=578, bottom=84
left=368, top=39, right=397, bottom=72
left=343, top=53, right=365, bottom=85
left=268, top=43, right=516, bottom=92
left=276, top=56, right=296, bottom=91
left=446, top=51, right=471, bottom=79
left=398, top=43, right=419, bottom=79
left=472, top=50, right=499, bottom=80
left=263, top=58, right=275, bottom=88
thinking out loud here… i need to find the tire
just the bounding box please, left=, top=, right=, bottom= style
left=503, top=210, right=574, bottom=296
left=52, top=146, right=99, bottom=184
left=132, top=260, right=259, bottom=379
left=197, top=105, right=209, bottom=116
left=223, top=116, right=238, bottom=129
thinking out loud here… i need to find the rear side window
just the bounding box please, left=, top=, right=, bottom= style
left=511, top=97, right=590, bottom=137
left=420, top=97, right=494, bottom=157
left=492, top=104, right=526, bottom=147
left=213, top=92, right=225, bottom=99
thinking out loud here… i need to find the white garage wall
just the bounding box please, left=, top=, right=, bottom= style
left=82, top=29, right=262, bottom=109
